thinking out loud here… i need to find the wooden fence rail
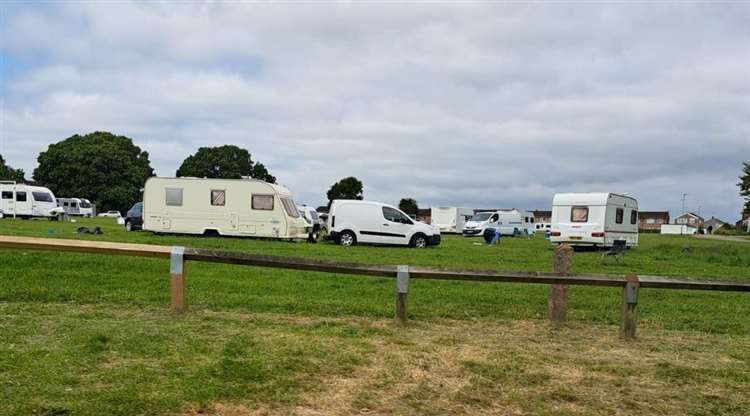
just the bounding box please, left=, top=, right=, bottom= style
left=1, top=235, right=749, bottom=339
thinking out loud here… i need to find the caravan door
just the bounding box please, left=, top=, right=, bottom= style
left=14, top=187, right=32, bottom=216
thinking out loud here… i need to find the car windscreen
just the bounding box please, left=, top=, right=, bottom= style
left=470, top=212, right=492, bottom=222
left=32, top=192, right=54, bottom=202
left=281, top=198, right=300, bottom=218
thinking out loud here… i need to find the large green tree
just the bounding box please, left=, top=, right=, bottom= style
left=176, top=145, right=276, bottom=183
left=740, top=161, right=750, bottom=214
left=33, top=132, right=154, bottom=213
left=398, top=198, right=418, bottom=215
left=0, top=154, right=25, bottom=182
left=326, top=176, right=363, bottom=206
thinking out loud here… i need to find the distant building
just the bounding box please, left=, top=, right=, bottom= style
left=703, top=217, right=727, bottom=234
left=416, top=208, right=431, bottom=224
left=674, top=212, right=704, bottom=228
left=638, top=211, right=670, bottom=231
left=532, top=210, right=551, bottom=224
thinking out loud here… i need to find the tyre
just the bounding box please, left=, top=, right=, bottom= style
left=125, top=221, right=132, bottom=232
left=410, top=233, right=428, bottom=248
left=338, top=230, right=356, bottom=247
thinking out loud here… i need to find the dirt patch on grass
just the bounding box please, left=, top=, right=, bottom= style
left=264, top=319, right=749, bottom=416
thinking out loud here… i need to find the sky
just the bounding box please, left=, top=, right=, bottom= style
left=1, top=2, right=748, bottom=220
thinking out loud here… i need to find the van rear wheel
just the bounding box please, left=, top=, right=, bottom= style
left=339, top=230, right=356, bottom=247
left=410, top=234, right=428, bottom=248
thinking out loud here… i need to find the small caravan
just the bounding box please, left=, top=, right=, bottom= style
left=550, top=193, right=638, bottom=247
left=327, top=200, right=440, bottom=247
left=56, top=198, right=94, bottom=217
left=0, top=182, right=64, bottom=219
left=431, top=207, right=474, bottom=234
left=462, top=209, right=534, bottom=237
left=142, top=177, right=310, bottom=239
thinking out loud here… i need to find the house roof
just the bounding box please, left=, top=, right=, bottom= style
left=675, top=212, right=704, bottom=221
left=639, top=211, right=670, bottom=220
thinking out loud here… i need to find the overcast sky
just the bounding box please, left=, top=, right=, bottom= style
left=1, top=2, right=748, bottom=220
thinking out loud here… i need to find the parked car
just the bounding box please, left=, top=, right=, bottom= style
left=124, top=202, right=143, bottom=231
left=98, top=210, right=122, bottom=218
left=327, top=199, right=440, bottom=248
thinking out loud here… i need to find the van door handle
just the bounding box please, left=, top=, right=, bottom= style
left=383, top=223, right=389, bottom=226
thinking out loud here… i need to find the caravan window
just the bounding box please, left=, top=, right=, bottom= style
left=15, top=192, right=27, bottom=202
left=280, top=197, right=300, bottom=218
left=80, top=200, right=91, bottom=208
left=571, top=206, right=588, bottom=222
left=32, top=192, right=53, bottom=202
left=165, top=188, right=183, bottom=206
left=1, top=191, right=11, bottom=199
left=63, top=201, right=69, bottom=207
left=211, top=190, right=226, bottom=206
left=630, top=210, right=638, bottom=225
left=615, top=208, right=624, bottom=224
left=252, top=194, right=274, bottom=210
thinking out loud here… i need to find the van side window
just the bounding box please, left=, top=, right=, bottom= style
left=630, top=210, right=638, bottom=225
left=211, top=190, right=226, bottom=206
left=615, top=208, right=624, bottom=224
left=15, top=192, right=27, bottom=202
left=490, top=214, right=499, bottom=222
left=252, top=194, right=274, bottom=210
left=165, top=188, right=183, bottom=206
left=1, top=191, right=12, bottom=199
left=571, top=206, right=588, bottom=222
left=383, top=207, right=412, bottom=224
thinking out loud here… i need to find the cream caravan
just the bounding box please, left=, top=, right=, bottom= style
left=550, top=193, right=638, bottom=248
left=142, top=177, right=310, bottom=239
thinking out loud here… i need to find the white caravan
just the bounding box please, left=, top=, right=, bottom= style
left=0, top=182, right=64, bottom=219
left=142, top=177, right=310, bottom=239
left=462, top=209, right=534, bottom=237
left=56, top=198, right=94, bottom=217
left=431, top=206, right=474, bottom=234
left=328, top=200, right=440, bottom=248
left=550, top=193, right=638, bottom=247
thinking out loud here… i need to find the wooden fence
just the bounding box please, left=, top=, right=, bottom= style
left=1, top=235, right=749, bottom=339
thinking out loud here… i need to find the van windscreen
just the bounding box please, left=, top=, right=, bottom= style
left=471, top=212, right=492, bottom=222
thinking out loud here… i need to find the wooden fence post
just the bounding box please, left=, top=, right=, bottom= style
left=620, top=273, right=639, bottom=339
left=170, top=246, right=186, bottom=313
left=395, top=265, right=409, bottom=324
left=549, top=244, right=572, bottom=326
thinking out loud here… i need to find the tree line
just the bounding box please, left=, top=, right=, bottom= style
left=0, top=131, right=425, bottom=215
left=4, top=131, right=746, bottom=219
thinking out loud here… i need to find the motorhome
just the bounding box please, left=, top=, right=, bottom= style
left=431, top=206, right=474, bottom=234
left=142, top=177, right=310, bottom=239
left=462, top=209, right=534, bottom=237
left=327, top=200, right=440, bottom=248
left=550, top=193, right=638, bottom=247
left=0, top=182, right=64, bottom=219
left=56, top=198, right=94, bottom=217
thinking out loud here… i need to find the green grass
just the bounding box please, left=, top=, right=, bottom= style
left=1, top=218, right=749, bottom=415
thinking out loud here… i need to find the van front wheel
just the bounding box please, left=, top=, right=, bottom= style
left=410, top=233, right=428, bottom=248
left=339, top=230, right=356, bottom=247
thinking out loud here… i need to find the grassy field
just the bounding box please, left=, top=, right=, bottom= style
left=1, top=217, right=749, bottom=415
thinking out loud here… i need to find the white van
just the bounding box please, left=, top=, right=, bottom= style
left=550, top=193, right=638, bottom=247
left=0, top=182, right=64, bottom=219
left=142, top=177, right=310, bottom=239
left=56, top=198, right=94, bottom=217
left=431, top=206, right=474, bottom=234
left=462, top=209, right=534, bottom=237
left=328, top=200, right=440, bottom=248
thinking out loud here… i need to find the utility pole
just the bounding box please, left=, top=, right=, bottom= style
left=681, top=193, right=688, bottom=215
